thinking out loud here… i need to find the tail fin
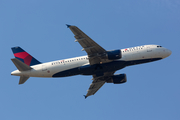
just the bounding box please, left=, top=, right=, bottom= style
left=11, top=47, right=41, bottom=66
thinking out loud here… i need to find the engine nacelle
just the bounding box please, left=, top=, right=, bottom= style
left=106, top=50, right=121, bottom=60
left=106, top=74, right=127, bottom=84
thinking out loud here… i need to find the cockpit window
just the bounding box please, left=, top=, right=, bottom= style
left=157, top=46, right=162, bottom=47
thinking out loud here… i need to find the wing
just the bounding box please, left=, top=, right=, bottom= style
left=84, top=72, right=115, bottom=98
left=84, top=79, right=105, bottom=98
left=67, top=25, right=111, bottom=65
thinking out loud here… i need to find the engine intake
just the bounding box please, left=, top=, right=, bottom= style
left=106, top=74, right=127, bottom=84
left=105, top=50, right=122, bottom=60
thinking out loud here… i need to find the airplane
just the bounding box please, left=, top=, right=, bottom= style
left=11, top=25, right=172, bottom=98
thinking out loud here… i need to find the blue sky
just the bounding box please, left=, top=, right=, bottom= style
left=1, top=0, right=180, bottom=120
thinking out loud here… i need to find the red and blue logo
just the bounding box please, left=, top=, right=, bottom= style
left=11, top=47, right=41, bottom=66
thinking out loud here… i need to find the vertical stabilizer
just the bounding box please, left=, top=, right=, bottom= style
left=11, top=47, right=41, bottom=66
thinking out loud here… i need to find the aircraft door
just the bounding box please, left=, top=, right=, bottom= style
left=42, top=65, right=50, bottom=77
left=146, top=46, right=154, bottom=59
left=147, top=46, right=152, bottom=52
left=42, top=65, right=47, bottom=71
left=132, top=50, right=141, bottom=60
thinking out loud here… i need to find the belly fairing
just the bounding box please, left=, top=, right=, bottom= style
left=52, top=57, right=162, bottom=77
left=52, top=61, right=126, bottom=77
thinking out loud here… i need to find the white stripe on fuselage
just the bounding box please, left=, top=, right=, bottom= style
left=12, top=45, right=170, bottom=78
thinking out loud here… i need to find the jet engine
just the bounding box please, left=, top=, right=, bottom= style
left=106, top=74, right=127, bottom=84
left=102, top=50, right=121, bottom=60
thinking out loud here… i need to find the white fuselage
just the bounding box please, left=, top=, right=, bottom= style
left=11, top=45, right=171, bottom=78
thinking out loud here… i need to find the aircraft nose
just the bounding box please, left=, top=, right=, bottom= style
left=166, top=49, right=172, bottom=57
left=162, top=48, right=172, bottom=58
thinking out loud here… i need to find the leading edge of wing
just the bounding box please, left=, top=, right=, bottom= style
left=66, top=24, right=106, bottom=54
left=84, top=80, right=105, bottom=99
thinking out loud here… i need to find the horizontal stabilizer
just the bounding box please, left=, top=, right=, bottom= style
left=19, top=76, right=29, bottom=84
left=11, top=58, right=32, bottom=71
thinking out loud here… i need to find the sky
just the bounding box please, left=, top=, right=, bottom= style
left=0, top=0, right=180, bottom=120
